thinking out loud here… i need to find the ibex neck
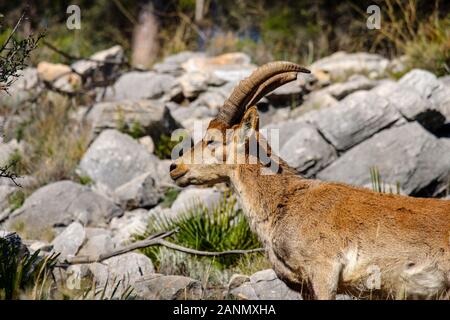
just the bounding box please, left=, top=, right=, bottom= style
left=229, top=164, right=299, bottom=247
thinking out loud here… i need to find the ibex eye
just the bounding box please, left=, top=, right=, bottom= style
left=206, top=140, right=215, bottom=146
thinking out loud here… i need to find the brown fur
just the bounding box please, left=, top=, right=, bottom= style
left=171, top=106, right=450, bottom=300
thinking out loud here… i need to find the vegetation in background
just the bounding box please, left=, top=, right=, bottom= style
left=160, top=187, right=181, bottom=208
left=0, top=13, right=44, bottom=93
left=1, top=1, right=448, bottom=74
left=0, top=235, right=58, bottom=300
left=137, top=193, right=262, bottom=284
left=154, top=133, right=187, bottom=160
left=372, top=0, right=449, bottom=76
left=370, top=166, right=401, bottom=194
left=7, top=93, right=90, bottom=190
left=8, top=189, right=25, bottom=210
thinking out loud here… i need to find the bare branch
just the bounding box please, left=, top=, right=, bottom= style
left=0, top=162, right=22, bottom=187
left=156, top=239, right=265, bottom=256
left=0, top=12, right=25, bottom=53
left=57, top=229, right=264, bottom=267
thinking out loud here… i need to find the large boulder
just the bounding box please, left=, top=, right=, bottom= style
left=317, top=122, right=450, bottom=196
left=318, top=74, right=378, bottom=100
left=262, top=120, right=305, bottom=149
left=6, top=181, right=122, bottom=236
left=280, top=123, right=337, bottom=177
left=109, top=209, right=151, bottom=245
left=88, top=252, right=155, bottom=297
left=381, top=84, right=444, bottom=131
left=310, top=51, right=390, bottom=80
left=228, top=269, right=302, bottom=300
left=51, top=222, right=85, bottom=259
left=114, top=172, right=163, bottom=210
left=78, top=228, right=115, bottom=257
left=104, top=71, right=178, bottom=101
left=79, top=129, right=159, bottom=191
left=86, top=99, right=179, bottom=141
left=37, top=61, right=81, bottom=92
left=71, top=45, right=124, bottom=79
left=181, top=52, right=256, bottom=83
left=170, top=187, right=223, bottom=215
left=308, top=91, right=402, bottom=151
left=152, top=51, right=205, bottom=76
left=133, top=274, right=203, bottom=300
left=398, top=69, right=450, bottom=123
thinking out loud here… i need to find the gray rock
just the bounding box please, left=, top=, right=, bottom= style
left=170, top=104, right=217, bottom=130
left=182, top=52, right=256, bottom=83
left=87, top=99, right=179, bottom=142
left=7, top=181, right=122, bottom=235
left=110, top=209, right=150, bottom=245
left=399, top=69, right=450, bottom=123
left=266, top=78, right=306, bottom=106
left=387, top=85, right=444, bottom=131
left=310, top=51, right=390, bottom=80
left=170, top=187, right=223, bottom=215
left=71, top=45, right=124, bottom=77
left=439, top=75, right=450, bottom=88
left=104, top=71, right=177, bottom=101
left=320, top=75, right=378, bottom=100
left=280, top=123, right=337, bottom=177
left=78, top=232, right=114, bottom=257
left=290, top=92, right=338, bottom=120
left=229, top=269, right=302, bottom=300
left=79, top=130, right=159, bottom=190
left=89, top=252, right=154, bottom=297
left=153, top=51, right=205, bottom=76
left=28, top=240, right=53, bottom=253
left=399, top=69, right=441, bottom=99
left=228, top=274, right=251, bottom=290
left=317, top=122, right=450, bottom=196
left=262, top=120, right=305, bottom=149
left=0, top=185, right=17, bottom=212
left=191, top=90, right=226, bottom=110
left=0, top=139, right=22, bottom=166
left=133, top=274, right=203, bottom=300
left=178, top=72, right=209, bottom=99
left=51, top=222, right=85, bottom=258
left=311, top=91, right=402, bottom=151
left=114, top=172, right=163, bottom=210
left=138, top=136, right=155, bottom=154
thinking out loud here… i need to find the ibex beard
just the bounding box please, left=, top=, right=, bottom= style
left=169, top=61, right=450, bottom=300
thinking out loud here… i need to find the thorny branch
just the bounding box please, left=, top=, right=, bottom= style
left=56, top=229, right=264, bottom=267
left=0, top=161, right=22, bottom=187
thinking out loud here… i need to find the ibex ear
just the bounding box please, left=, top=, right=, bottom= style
left=238, top=106, right=259, bottom=144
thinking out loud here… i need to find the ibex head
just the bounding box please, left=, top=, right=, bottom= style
left=170, top=61, right=310, bottom=187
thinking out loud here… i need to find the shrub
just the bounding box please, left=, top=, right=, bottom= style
left=154, top=133, right=186, bottom=160
left=10, top=93, right=90, bottom=189
left=137, top=193, right=261, bottom=276
left=0, top=234, right=58, bottom=300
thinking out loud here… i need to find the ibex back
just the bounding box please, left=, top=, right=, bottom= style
left=169, top=61, right=450, bottom=299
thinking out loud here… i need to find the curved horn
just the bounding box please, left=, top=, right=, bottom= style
left=214, top=61, right=310, bottom=127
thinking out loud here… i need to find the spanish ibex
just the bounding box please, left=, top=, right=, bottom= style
left=169, top=61, right=450, bottom=299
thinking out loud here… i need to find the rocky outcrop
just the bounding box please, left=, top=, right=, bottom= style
left=317, top=122, right=450, bottom=196
left=87, top=99, right=179, bottom=141
left=79, top=129, right=159, bottom=191
left=133, top=274, right=203, bottom=300
left=6, top=181, right=122, bottom=235
left=228, top=269, right=302, bottom=300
